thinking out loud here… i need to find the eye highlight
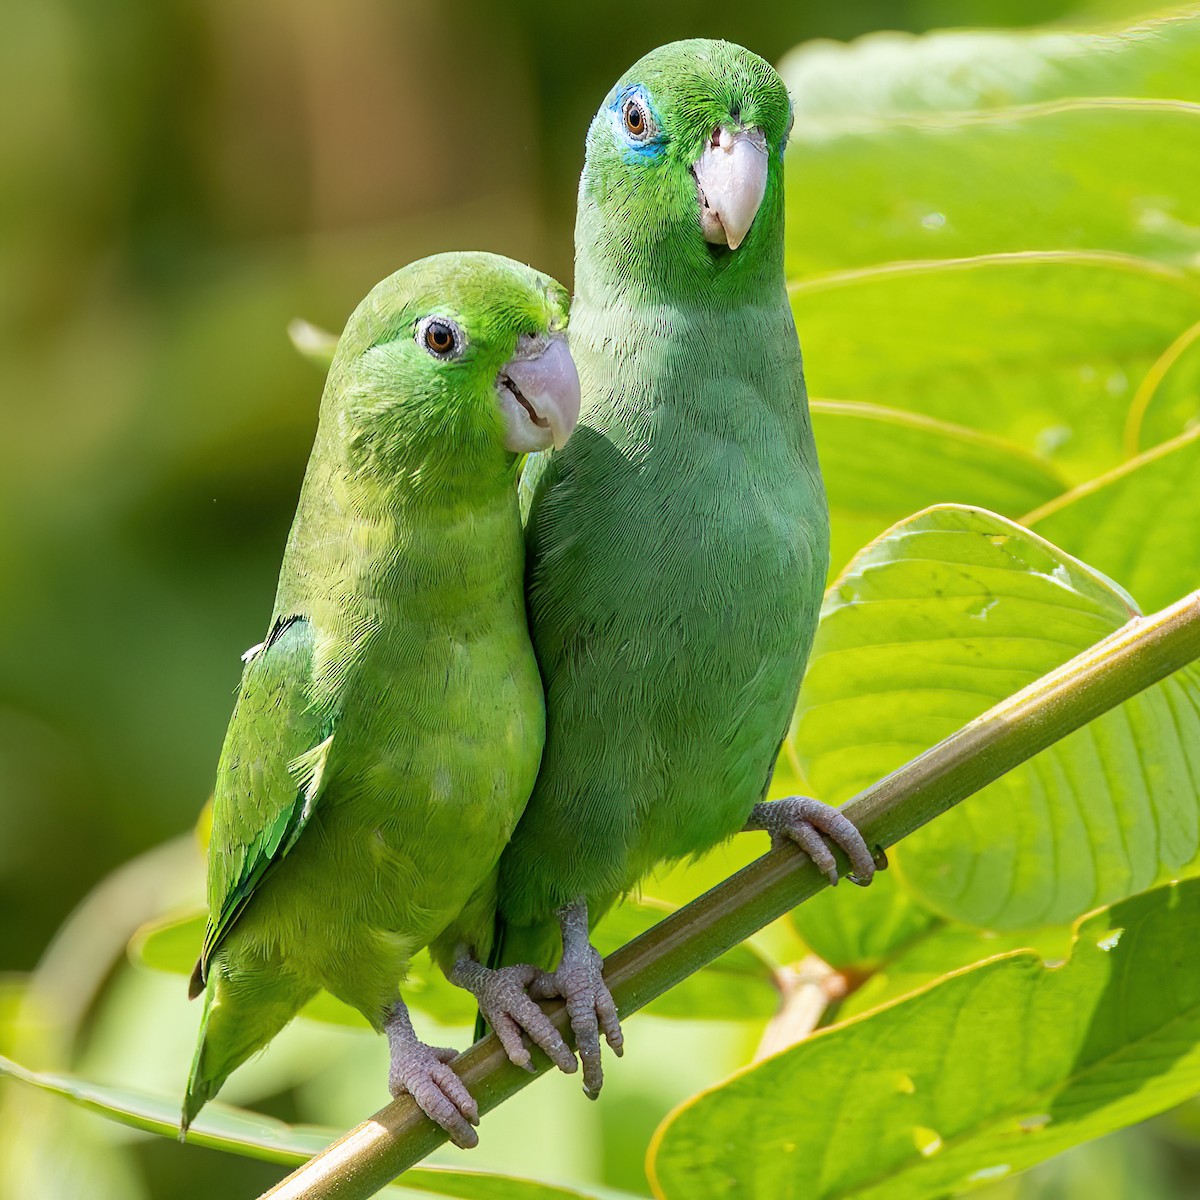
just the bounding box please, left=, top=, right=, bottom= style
left=416, top=315, right=465, bottom=360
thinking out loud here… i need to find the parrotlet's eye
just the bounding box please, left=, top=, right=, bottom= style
left=622, top=97, right=653, bottom=141
left=416, top=316, right=465, bottom=360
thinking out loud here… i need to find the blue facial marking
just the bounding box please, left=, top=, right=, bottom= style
left=608, top=84, right=666, bottom=163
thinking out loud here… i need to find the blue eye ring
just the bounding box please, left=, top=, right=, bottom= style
left=609, top=85, right=664, bottom=156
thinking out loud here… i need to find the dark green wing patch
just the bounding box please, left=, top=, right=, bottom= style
left=191, top=616, right=335, bottom=995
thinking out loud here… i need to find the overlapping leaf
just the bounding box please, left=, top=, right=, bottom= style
left=1028, top=427, right=1200, bottom=611
left=791, top=254, right=1200, bottom=482
left=779, top=10, right=1200, bottom=121
left=790, top=505, right=1200, bottom=929
left=650, top=879, right=1200, bottom=1200
left=835, top=923, right=1072, bottom=1023
left=1128, top=320, right=1200, bottom=451
left=813, top=401, right=1065, bottom=579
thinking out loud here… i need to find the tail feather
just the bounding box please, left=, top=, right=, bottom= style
left=180, top=984, right=219, bottom=1137
left=181, top=964, right=312, bottom=1136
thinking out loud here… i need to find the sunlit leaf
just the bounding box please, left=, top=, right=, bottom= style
left=787, top=100, right=1200, bottom=278
left=791, top=504, right=1200, bottom=929
left=1128, top=319, right=1200, bottom=452
left=835, top=923, right=1072, bottom=1023
left=792, top=253, right=1200, bottom=482
left=813, top=401, right=1066, bottom=579
left=1027, top=427, right=1200, bottom=611
left=650, top=879, right=1200, bottom=1200
left=780, top=10, right=1200, bottom=122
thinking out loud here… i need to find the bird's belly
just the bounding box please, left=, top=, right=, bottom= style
left=609, top=497, right=822, bottom=860
left=633, top=605, right=809, bottom=858
left=250, top=681, right=542, bottom=1004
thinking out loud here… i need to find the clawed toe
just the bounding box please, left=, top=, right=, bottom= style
left=452, top=959, right=578, bottom=1077
left=533, top=943, right=622, bottom=1099
left=388, top=1040, right=479, bottom=1149
left=748, top=796, right=878, bottom=887
left=385, top=1000, right=478, bottom=1148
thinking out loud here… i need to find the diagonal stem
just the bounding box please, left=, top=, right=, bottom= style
left=257, top=590, right=1200, bottom=1200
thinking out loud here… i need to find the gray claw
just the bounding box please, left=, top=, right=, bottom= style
left=388, top=1040, right=478, bottom=1149
left=532, top=942, right=623, bottom=1099
left=385, top=1000, right=478, bottom=1149
left=748, top=796, right=877, bottom=886
left=452, top=959, right=577, bottom=1077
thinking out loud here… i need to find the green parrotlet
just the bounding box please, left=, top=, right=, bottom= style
left=181, top=252, right=581, bottom=1148
left=458, top=40, right=877, bottom=1097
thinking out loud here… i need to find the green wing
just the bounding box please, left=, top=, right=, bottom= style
left=191, top=615, right=335, bottom=995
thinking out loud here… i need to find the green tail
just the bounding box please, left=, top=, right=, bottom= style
left=181, top=965, right=313, bottom=1135
left=181, top=984, right=221, bottom=1137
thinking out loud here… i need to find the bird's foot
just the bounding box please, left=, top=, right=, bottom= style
left=529, top=898, right=623, bottom=1099
left=746, top=796, right=879, bottom=887
left=385, top=1000, right=479, bottom=1149
left=451, top=958, right=577, bottom=1076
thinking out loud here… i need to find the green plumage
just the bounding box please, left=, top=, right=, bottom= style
left=496, top=42, right=826, bottom=952
left=183, top=253, right=570, bottom=1129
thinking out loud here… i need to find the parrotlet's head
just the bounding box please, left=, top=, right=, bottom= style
left=578, top=40, right=793, bottom=292
left=324, top=252, right=579, bottom=491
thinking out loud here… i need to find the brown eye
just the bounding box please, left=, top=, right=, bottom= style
left=623, top=99, right=646, bottom=137
left=416, top=316, right=464, bottom=360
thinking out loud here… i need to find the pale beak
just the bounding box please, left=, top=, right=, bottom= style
left=692, top=125, right=768, bottom=251
left=497, top=333, right=581, bottom=453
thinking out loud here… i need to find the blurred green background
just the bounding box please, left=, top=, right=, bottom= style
left=2, top=1, right=1197, bottom=1198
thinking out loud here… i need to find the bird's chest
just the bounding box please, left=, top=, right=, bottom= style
left=337, top=623, right=542, bottom=831
left=574, top=432, right=824, bottom=672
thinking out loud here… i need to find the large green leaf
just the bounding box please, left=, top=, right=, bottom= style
left=649, top=879, right=1200, bottom=1200
left=786, top=99, right=1200, bottom=277
left=813, top=401, right=1066, bottom=579
left=779, top=10, right=1200, bottom=122
left=0, top=1056, right=599, bottom=1199
left=790, top=505, right=1200, bottom=929
left=779, top=9, right=1200, bottom=276
left=1027, top=427, right=1200, bottom=611
left=791, top=253, right=1200, bottom=482
left=835, top=923, right=1072, bottom=1024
